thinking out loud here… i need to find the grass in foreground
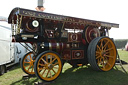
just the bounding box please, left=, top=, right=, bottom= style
left=0, top=50, right=128, bottom=85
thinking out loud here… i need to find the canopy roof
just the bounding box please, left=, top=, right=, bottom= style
left=8, top=8, right=119, bottom=28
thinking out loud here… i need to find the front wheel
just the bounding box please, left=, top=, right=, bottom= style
left=87, top=37, right=117, bottom=71
left=34, top=51, right=62, bottom=82
left=21, top=52, right=35, bottom=75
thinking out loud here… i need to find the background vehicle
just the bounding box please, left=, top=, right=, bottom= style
left=125, top=42, right=128, bottom=51
left=0, top=18, right=29, bottom=75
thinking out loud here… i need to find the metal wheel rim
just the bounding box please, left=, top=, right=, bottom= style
left=22, top=52, right=35, bottom=74
left=36, top=52, right=62, bottom=81
left=95, top=37, right=116, bottom=71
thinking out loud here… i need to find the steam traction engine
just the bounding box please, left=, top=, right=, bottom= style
left=8, top=8, right=119, bottom=82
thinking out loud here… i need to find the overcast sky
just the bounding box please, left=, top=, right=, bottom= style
left=0, top=0, right=128, bottom=39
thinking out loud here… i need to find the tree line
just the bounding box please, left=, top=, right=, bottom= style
left=114, top=39, right=128, bottom=49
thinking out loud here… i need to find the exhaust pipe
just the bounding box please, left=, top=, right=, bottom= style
left=36, top=0, right=45, bottom=11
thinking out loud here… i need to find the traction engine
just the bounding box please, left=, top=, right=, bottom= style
left=8, top=8, right=119, bottom=82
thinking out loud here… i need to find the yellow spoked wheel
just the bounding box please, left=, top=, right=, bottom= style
left=34, top=51, right=62, bottom=82
left=87, top=37, right=117, bottom=71
left=21, top=52, right=35, bottom=75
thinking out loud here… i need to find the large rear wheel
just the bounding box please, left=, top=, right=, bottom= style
left=34, top=51, right=62, bottom=82
left=87, top=37, right=117, bottom=71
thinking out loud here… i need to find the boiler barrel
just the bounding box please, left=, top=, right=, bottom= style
left=41, top=42, right=72, bottom=51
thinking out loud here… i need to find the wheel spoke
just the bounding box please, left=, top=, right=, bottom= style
left=50, top=55, right=53, bottom=64
left=97, top=45, right=101, bottom=51
left=96, top=51, right=100, bottom=56
left=53, top=62, right=59, bottom=66
left=50, top=58, right=57, bottom=64
left=49, top=70, right=52, bottom=78
left=38, top=67, right=44, bottom=72
left=46, top=54, right=48, bottom=62
left=105, top=52, right=110, bottom=55
left=106, top=62, right=112, bottom=67
left=102, top=57, right=105, bottom=65
left=99, top=58, right=102, bottom=63
left=106, top=55, right=114, bottom=59
left=28, top=65, right=31, bottom=71
left=46, top=69, right=50, bottom=78
left=96, top=51, right=100, bottom=54
left=103, top=40, right=109, bottom=50
left=44, top=54, right=48, bottom=62
left=26, top=57, right=30, bottom=62
left=38, top=63, right=46, bottom=66
left=31, top=66, right=34, bottom=72
left=101, top=57, right=107, bottom=70
left=53, top=66, right=59, bottom=69
left=52, top=68, right=57, bottom=74
left=24, top=62, right=30, bottom=64
left=41, top=58, right=48, bottom=64
left=104, top=57, right=108, bottom=61
left=97, top=58, right=101, bottom=65
left=42, top=68, right=47, bottom=75
left=105, top=47, right=114, bottom=52
left=24, top=65, right=30, bottom=67
left=102, top=64, right=105, bottom=69
left=96, top=55, right=101, bottom=59
left=29, top=54, right=32, bottom=61
left=100, top=39, right=103, bottom=50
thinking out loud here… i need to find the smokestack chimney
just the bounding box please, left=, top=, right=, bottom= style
left=36, top=0, right=45, bottom=11
left=38, top=0, right=44, bottom=7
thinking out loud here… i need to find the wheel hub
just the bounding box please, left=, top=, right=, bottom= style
left=30, top=60, right=34, bottom=66
left=48, top=64, right=53, bottom=69
left=46, top=64, right=53, bottom=69
left=101, top=51, right=106, bottom=57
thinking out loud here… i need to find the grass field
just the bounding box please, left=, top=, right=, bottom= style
left=0, top=50, right=128, bottom=85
